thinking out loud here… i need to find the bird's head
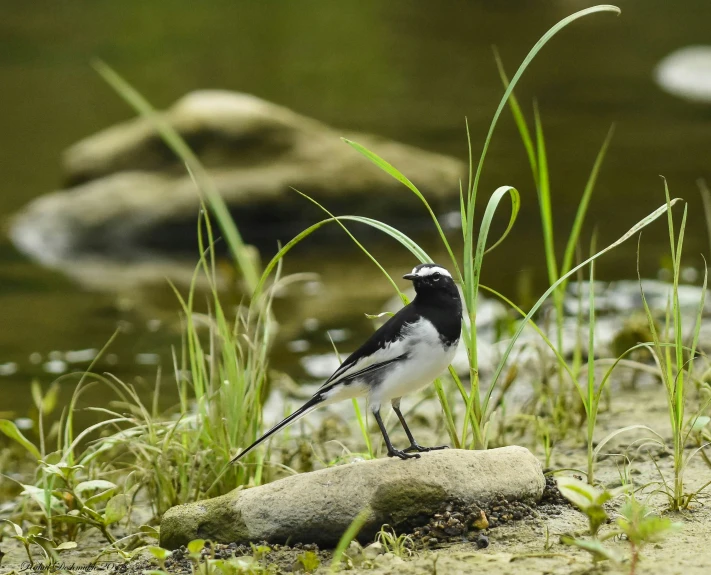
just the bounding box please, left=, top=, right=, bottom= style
left=403, top=263, right=459, bottom=299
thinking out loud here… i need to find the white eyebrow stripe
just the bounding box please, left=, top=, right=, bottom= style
left=413, top=265, right=452, bottom=278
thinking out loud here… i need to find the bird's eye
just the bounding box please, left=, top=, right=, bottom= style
left=432, top=272, right=441, bottom=280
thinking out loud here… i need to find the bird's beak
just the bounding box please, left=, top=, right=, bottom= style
left=403, top=273, right=417, bottom=281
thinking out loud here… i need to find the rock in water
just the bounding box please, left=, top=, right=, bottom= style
left=159, top=446, right=544, bottom=549
left=655, top=46, right=711, bottom=103
left=11, top=90, right=465, bottom=264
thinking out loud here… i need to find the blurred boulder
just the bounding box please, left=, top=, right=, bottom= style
left=11, top=91, right=465, bottom=263
left=655, top=46, right=711, bottom=103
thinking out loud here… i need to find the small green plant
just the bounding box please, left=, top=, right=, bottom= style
left=148, top=545, right=173, bottom=571
left=295, top=550, right=321, bottom=573
left=556, top=476, right=624, bottom=537
left=375, top=524, right=414, bottom=558
left=557, top=477, right=625, bottom=565
left=616, top=497, right=679, bottom=575
left=42, top=464, right=129, bottom=545
left=639, top=187, right=707, bottom=509
left=1, top=520, right=72, bottom=568
left=147, top=539, right=277, bottom=575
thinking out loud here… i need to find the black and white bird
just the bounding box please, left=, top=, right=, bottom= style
left=230, top=263, right=463, bottom=462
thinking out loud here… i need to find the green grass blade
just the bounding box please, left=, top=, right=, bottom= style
left=340, top=216, right=432, bottom=263
left=533, top=103, right=558, bottom=285
left=698, top=179, right=711, bottom=259
left=493, top=48, right=538, bottom=186
left=434, top=376, right=461, bottom=448
left=468, top=4, right=620, bottom=234
left=485, top=199, right=677, bottom=412
left=93, top=61, right=260, bottom=293
left=464, top=118, right=474, bottom=234
left=561, top=125, right=615, bottom=278
left=467, top=186, right=520, bottom=317
left=689, top=258, right=708, bottom=363
left=292, top=190, right=425, bottom=302
left=342, top=138, right=462, bottom=282
left=478, top=285, right=577, bottom=389
left=483, top=189, right=521, bottom=256
left=330, top=508, right=371, bottom=573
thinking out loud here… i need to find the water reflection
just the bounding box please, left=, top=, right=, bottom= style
left=2, top=0, right=711, bottom=414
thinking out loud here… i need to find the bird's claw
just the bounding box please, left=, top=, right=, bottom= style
left=403, top=443, right=449, bottom=453
left=387, top=449, right=421, bottom=460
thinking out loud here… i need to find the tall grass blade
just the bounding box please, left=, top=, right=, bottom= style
left=93, top=61, right=260, bottom=293
left=485, top=200, right=678, bottom=418
left=342, top=139, right=461, bottom=281
left=561, top=125, right=615, bottom=279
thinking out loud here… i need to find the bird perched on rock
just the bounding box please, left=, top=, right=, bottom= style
left=230, top=263, right=463, bottom=462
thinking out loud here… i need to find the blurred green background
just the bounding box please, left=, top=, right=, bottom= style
left=1, top=0, right=710, bottom=413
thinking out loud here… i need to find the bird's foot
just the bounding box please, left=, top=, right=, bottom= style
left=404, top=443, right=449, bottom=453
left=387, top=448, right=421, bottom=460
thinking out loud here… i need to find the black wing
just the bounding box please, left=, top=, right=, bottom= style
left=319, top=302, right=418, bottom=391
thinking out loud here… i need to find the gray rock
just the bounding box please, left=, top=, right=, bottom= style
left=11, top=90, right=465, bottom=263
left=363, top=541, right=385, bottom=559
left=159, top=446, right=543, bottom=549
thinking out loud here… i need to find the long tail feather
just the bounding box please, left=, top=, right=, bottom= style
left=230, top=396, right=322, bottom=464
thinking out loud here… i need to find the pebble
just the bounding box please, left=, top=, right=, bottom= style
left=476, top=534, right=489, bottom=549
left=0, top=362, right=18, bottom=376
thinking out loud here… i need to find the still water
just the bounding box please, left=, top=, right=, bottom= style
left=1, top=0, right=711, bottom=416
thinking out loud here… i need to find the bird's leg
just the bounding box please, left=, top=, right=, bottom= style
left=372, top=408, right=420, bottom=460
left=391, top=398, right=449, bottom=453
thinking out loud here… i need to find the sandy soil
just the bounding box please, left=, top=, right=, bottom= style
left=2, top=381, right=711, bottom=575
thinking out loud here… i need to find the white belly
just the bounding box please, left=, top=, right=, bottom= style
left=368, top=319, right=458, bottom=409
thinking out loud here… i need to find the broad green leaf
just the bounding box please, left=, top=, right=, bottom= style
left=187, top=539, right=206, bottom=555
left=55, top=542, right=78, bottom=551
left=692, top=415, right=711, bottom=433
left=32, top=536, right=60, bottom=562
left=148, top=546, right=172, bottom=561
left=84, top=488, right=119, bottom=508
left=556, top=477, right=596, bottom=509
left=104, top=494, right=128, bottom=525
left=3, top=520, right=23, bottom=538
left=75, top=480, right=117, bottom=495
left=561, top=536, right=622, bottom=563
left=0, top=420, right=41, bottom=459
left=51, top=514, right=96, bottom=526
left=140, top=525, right=161, bottom=538
left=26, top=526, right=44, bottom=537
left=20, top=485, right=62, bottom=511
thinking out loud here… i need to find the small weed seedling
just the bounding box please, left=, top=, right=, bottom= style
left=557, top=477, right=623, bottom=564
left=557, top=476, right=625, bottom=537
left=1, top=520, right=75, bottom=568
left=295, top=550, right=321, bottom=573
left=375, top=524, right=414, bottom=558
left=616, top=497, right=679, bottom=575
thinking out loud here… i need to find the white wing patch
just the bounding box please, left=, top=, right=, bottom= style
left=412, top=265, right=452, bottom=278
left=322, top=317, right=449, bottom=391
left=322, top=335, right=408, bottom=388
